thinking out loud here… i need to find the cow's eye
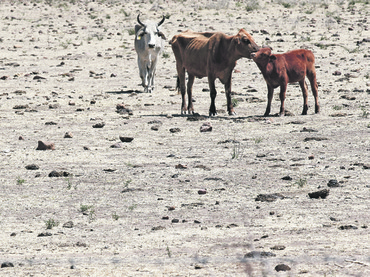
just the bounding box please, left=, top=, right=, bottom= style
left=242, top=37, right=250, bottom=44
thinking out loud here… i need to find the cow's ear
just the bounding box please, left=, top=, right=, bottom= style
left=135, top=25, right=142, bottom=34
left=270, top=55, right=277, bottom=61
left=158, top=31, right=166, bottom=40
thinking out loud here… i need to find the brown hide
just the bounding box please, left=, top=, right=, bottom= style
left=251, top=48, right=320, bottom=116
left=171, top=29, right=259, bottom=116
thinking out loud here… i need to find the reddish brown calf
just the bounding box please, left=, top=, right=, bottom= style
left=251, top=47, right=320, bottom=116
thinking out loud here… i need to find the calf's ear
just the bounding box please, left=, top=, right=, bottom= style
left=270, top=55, right=277, bottom=61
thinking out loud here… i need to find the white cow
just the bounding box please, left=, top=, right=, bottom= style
left=134, top=14, right=166, bottom=93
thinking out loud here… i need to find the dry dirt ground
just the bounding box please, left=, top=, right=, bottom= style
left=0, top=0, right=369, bottom=276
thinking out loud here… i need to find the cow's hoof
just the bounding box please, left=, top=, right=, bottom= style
left=209, top=112, right=217, bottom=117
left=228, top=111, right=236, bottom=116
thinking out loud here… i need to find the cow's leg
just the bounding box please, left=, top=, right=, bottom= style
left=177, top=67, right=187, bottom=114
left=187, top=74, right=195, bottom=114
left=279, top=82, right=287, bottom=116
left=208, top=76, right=217, bottom=116
left=307, top=71, right=320, bottom=114
left=225, top=75, right=235, bottom=115
left=299, top=79, right=309, bottom=115
left=264, top=84, right=274, bottom=116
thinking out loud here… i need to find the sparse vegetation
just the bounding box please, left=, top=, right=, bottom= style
left=254, top=137, right=263, bottom=144
left=296, top=178, right=307, bottom=188
left=45, top=218, right=59, bottom=229
left=16, top=177, right=25, bottom=185
left=112, top=212, right=119, bottom=221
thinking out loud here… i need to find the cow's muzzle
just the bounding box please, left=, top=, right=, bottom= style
left=148, top=43, right=155, bottom=48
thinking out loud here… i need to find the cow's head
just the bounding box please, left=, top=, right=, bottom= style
left=135, top=14, right=166, bottom=49
left=233, top=29, right=260, bottom=58
left=250, top=47, right=275, bottom=65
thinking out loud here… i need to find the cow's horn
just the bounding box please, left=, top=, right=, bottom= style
left=158, top=15, right=165, bottom=26
left=137, top=13, right=145, bottom=27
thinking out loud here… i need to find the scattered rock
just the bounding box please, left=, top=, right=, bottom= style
left=304, top=137, right=328, bottom=142
left=308, top=155, right=315, bottom=160
left=92, top=122, right=105, bottom=128
left=64, top=132, right=73, bottom=138
left=119, top=136, right=134, bottom=143
left=281, top=175, right=292, bottom=181
left=187, top=114, right=206, bottom=121
left=171, top=218, right=179, bottom=223
left=169, top=128, right=181, bottom=133
left=36, top=141, right=55, bottom=150
left=333, top=70, right=341, bottom=76
left=25, top=164, right=39, bottom=170
left=110, top=142, right=123, bottom=148
left=13, top=104, right=30, bottom=109
left=339, top=225, right=358, bottom=230
left=1, top=262, right=14, bottom=268
left=327, top=179, right=340, bottom=187
left=198, top=189, right=207, bottom=195
left=116, top=104, right=133, bottom=115
left=244, top=251, right=276, bottom=258
left=48, top=170, right=71, bottom=177
left=255, top=193, right=285, bottom=202
left=308, top=189, right=329, bottom=199
left=37, top=232, right=52, bottom=237
left=45, top=121, right=57, bottom=125
left=18, top=136, right=24, bottom=140
left=270, top=245, right=286, bottom=250
left=363, top=164, right=370, bottom=169
left=49, top=104, right=60, bottom=109
left=300, top=127, right=318, bottom=132
left=200, top=122, right=212, bottom=132
left=175, top=164, right=187, bottom=169
left=275, top=264, right=291, bottom=272
left=63, top=221, right=74, bottom=228
left=152, top=226, right=165, bottom=231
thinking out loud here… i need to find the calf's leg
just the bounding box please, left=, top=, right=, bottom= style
left=264, top=84, right=274, bottom=116
left=307, top=71, right=320, bottom=114
left=279, top=83, right=287, bottom=116
left=299, top=79, right=309, bottom=115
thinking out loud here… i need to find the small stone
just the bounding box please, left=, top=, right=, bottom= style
left=162, top=216, right=169, bottom=220
left=36, top=141, right=55, bottom=150
left=25, top=164, right=39, bottom=170
left=339, top=225, right=358, bottom=230
left=83, top=146, right=90, bottom=150
left=92, top=122, right=105, bottom=128
left=275, top=264, right=291, bottom=272
left=333, top=71, right=341, bottom=76
left=37, top=232, right=52, bottom=237
left=49, top=171, right=71, bottom=177
left=308, top=189, right=329, bottom=199
left=10, top=232, right=16, bottom=237
left=1, top=262, right=14, bottom=268
left=18, top=136, right=24, bottom=140
left=282, top=175, right=292, bottom=180
left=255, top=193, right=285, bottom=202
left=175, top=164, right=187, bottom=169
left=64, top=132, right=73, bottom=138
left=200, top=122, right=212, bottom=132
left=110, top=142, right=123, bottom=148
left=244, top=251, right=276, bottom=258
left=198, top=189, right=207, bottom=195
left=167, top=206, right=175, bottom=211
left=63, top=221, right=74, bottom=228
left=169, top=128, right=181, bottom=133
left=119, top=136, right=134, bottom=143
left=327, top=179, right=340, bottom=187
left=270, top=245, right=286, bottom=250
left=151, top=226, right=165, bottom=231
left=68, top=101, right=75, bottom=106
left=171, top=218, right=179, bottom=223
left=308, top=155, right=314, bottom=160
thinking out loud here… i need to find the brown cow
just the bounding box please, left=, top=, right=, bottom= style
left=251, top=47, right=320, bottom=116
left=171, top=29, right=259, bottom=116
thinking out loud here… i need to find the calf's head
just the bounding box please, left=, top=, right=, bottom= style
left=250, top=47, right=275, bottom=65
left=135, top=14, right=166, bottom=49
left=233, top=29, right=260, bottom=58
